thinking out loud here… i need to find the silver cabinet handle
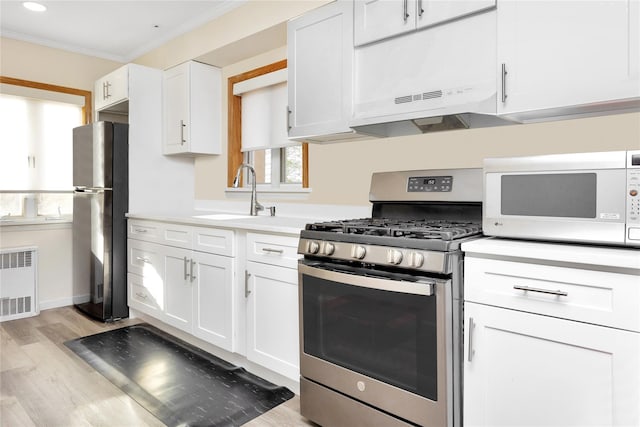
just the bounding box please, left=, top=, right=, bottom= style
left=135, top=256, right=151, bottom=264
left=418, top=0, right=424, bottom=17
left=105, top=81, right=111, bottom=99
left=134, top=228, right=148, bottom=233
left=245, top=270, right=251, bottom=298
left=135, top=292, right=148, bottom=299
left=467, top=317, right=475, bottom=362
left=513, top=285, right=568, bottom=297
left=180, top=119, right=186, bottom=145
left=286, top=106, right=291, bottom=132
left=261, top=247, right=284, bottom=254
left=501, top=63, right=508, bottom=103
left=102, top=82, right=107, bottom=100
left=403, top=0, right=410, bottom=22
left=190, top=259, right=196, bottom=282
left=183, top=256, right=189, bottom=280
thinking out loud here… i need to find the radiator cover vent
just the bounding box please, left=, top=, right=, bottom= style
left=0, top=247, right=38, bottom=322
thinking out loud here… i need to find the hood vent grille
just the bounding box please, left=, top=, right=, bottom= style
left=395, top=90, right=443, bottom=105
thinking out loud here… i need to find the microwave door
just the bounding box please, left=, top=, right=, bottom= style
left=483, top=170, right=627, bottom=245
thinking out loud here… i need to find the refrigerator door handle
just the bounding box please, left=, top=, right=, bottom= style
left=74, top=187, right=112, bottom=194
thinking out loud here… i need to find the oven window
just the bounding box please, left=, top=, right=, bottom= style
left=302, top=274, right=438, bottom=400
left=501, top=173, right=597, bottom=218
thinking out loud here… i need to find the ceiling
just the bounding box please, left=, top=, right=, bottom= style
left=0, top=0, right=248, bottom=63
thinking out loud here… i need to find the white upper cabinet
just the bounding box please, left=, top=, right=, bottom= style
left=417, top=0, right=496, bottom=29
left=497, top=0, right=640, bottom=120
left=163, top=61, right=221, bottom=155
left=287, top=0, right=363, bottom=142
left=354, top=0, right=496, bottom=46
left=94, top=65, right=129, bottom=112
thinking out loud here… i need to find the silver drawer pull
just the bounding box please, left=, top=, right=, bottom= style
left=262, top=247, right=284, bottom=254
left=513, top=285, right=568, bottom=297
left=135, top=256, right=151, bottom=263
left=135, top=292, right=148, bottom=299
left=134, top=228, right=148, bottom=233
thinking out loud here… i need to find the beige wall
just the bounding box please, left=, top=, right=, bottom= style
left=307, top=112, right=640, bottom=205
left=0, top=37, right=122, bottom=90
left=3, top=2, right=639, bottom=208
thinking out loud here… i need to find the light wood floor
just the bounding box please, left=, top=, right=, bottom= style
left=0, top=306, right=315, bottom=426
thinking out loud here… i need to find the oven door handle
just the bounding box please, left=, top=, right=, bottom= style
left=298, top=262, right=434, bottom=296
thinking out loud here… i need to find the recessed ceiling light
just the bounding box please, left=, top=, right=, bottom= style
left=23, top=2, right=47, bottom=12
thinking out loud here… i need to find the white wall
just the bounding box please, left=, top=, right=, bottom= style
left=0, top=224, right=73, bottom=310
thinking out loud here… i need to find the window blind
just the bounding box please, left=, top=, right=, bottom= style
left=233, top=69, right=296, bottom=152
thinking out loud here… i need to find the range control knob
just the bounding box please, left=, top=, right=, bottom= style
left=351, top=245, right=367, bottom=260
left=307, top=241, right=320, bottom=254
left=387, top=249, right=403, bottom=265
left=323, top=242, right=335, bottom=255
left=409, top=252, right=425, bottom=268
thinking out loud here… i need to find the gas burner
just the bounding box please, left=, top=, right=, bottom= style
left=305, top=218, right=482, bottom=241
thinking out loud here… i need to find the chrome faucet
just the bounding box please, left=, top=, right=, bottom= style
left=232, top=163, right=275, bottom=216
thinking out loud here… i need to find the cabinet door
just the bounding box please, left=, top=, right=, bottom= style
left=128, top=272, right=163, bottom=317
left=162, top=245, right=193, bottom=333
left=464, top=302, right=640, bottom=427
left=287, top=0, right=356, bottom=141
left=192, top=251, right=235, bottom=352
left=163, top=64, right=190, bottom=154
left=417, top=0, right=495, bottom=29
left=94, top=66, right=128, bottom=111
left=163, top=61, right=221, bottom=155
left=354, top=0, right=417, bottom=46
left=245, top=262, right=299, bottom=381
left=497, top=0, right=640, bottom=116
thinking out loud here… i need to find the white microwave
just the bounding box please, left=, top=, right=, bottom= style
left=483, top=150, right=640, bottom=247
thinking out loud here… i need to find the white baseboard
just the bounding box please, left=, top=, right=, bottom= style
left=39, top=297, right=74, bottom=311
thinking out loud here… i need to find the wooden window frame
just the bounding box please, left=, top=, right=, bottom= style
left=0, top=76, right=92, bottom=124
left=227, top=60, right=308, bottom=188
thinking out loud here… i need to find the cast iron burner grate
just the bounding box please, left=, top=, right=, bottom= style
left=305, top=218, right=482, bottom=241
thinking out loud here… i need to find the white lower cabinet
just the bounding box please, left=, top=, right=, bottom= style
left=162, top=245, right=194, bottom=333
left=127, top=220, right=302, bottom=383
left=191, top=250, right=234, bottom=350
left=462, top=239, right=640, bottom=427
left=127, top=220, right=236, bottom=352
left=245, top=261, right=299, bottom=381
left=464, top=302, right=640, bottom=427
left=244, top=232, right=301, bottom=381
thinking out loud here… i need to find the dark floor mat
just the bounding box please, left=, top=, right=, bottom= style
left=65, top=324, right=294, bottom=427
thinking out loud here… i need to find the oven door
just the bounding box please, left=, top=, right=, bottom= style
left=298, top=259, right=452, bottom=427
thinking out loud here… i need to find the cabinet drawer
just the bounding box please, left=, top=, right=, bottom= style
left=192, top=226, right=234, bottom=256
left=127, top=239, right=164, bottom=278
left=246, top=233, right=300, bottom=268
left=128, top=273, right=163, bottom=314
left=161, top=223, right=193, bottom=249
left=128, top=220, right=163, bottom=243
left=464, top=257, right=640, bottom=332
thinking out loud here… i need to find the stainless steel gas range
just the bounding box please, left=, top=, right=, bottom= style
left=297, top=168, right=483, bottom=427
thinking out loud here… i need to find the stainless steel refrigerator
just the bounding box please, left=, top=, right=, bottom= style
left=72, top=121, right=128, bottom=321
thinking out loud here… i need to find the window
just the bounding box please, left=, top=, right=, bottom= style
left=0, top=77, right=91, bottom=218
left=227, top=60, right=308, bottom=189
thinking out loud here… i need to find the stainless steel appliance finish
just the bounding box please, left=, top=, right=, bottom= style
left=72, top=122, right=129, bottom=321
left=483, top=150, right=640, bottom=247
left=298, top=168, right=483, bottom=427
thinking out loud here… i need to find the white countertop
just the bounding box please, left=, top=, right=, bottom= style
left=126, top=212, right=316, bottom=236
left=462, top=237, right=640, bottom=272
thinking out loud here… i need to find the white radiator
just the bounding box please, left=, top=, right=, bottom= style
left=0, top=247, right=38, bottom=321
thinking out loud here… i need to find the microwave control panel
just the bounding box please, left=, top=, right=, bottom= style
left=408, top=176, right=452, bottom=192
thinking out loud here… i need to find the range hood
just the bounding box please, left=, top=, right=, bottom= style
left=350, top=7, right=513, bottom=137
left=350, top=89, right=514, bottom=138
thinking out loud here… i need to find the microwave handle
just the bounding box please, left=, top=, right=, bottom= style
left=298, top=262, right=434, bottom=297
